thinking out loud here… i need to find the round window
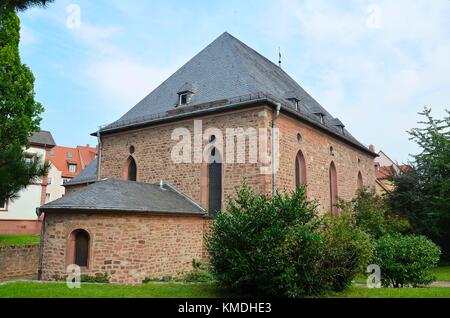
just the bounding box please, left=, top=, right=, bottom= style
left=129, top=145, right=135, bottom=154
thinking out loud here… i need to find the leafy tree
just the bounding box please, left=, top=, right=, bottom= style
left=4, top=0, right=53, bottom=12
left=389, top=108, right=450, bottom=258
left=0, top=2, right=52, bottom=200
left=338, top=189, right=410, bottom=239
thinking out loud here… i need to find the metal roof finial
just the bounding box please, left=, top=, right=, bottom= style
left=278, top=47, right=282, bottom=68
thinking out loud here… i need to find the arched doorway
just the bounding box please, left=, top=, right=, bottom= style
left=68, top=229, right=90, bottom=267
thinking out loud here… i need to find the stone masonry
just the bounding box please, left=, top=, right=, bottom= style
left=41, top=212, right=205, bottom=284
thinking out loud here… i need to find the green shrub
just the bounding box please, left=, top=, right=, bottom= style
left=183, top=260, right=215, bottom=283
left=207, top=182, right=372, bottom=297
left=80, top=273, right=110, bottom=284
left=339, top=189, right=410, bottom=239
left=320, top=214, right=374, bottom=291
left=375, top=234, right=441, bottom=287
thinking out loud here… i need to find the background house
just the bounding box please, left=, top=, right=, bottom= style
left=0, top=131, right=56, bottom=235
left=370, top=145, right=411, bottom=194
left=46, top=145, right=97, bottom=202
left=0, top=132, right=97, bottom=235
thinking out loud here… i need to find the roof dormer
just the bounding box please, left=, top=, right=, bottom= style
left=310, top=105, right=326, bottom=124
left=284, top=91, right=300, bottom=111
left=177, top=82, right=196, bottom=107
left=331, top=118, right=346, bottom=134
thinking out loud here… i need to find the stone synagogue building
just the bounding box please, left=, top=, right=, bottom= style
left=38, top=33, right=377, bottom=284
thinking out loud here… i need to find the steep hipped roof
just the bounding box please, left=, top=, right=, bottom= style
left=64, top=158, right=98, bottom=186
left=39, top=179, right=206, bottom=215
left=29, top=131, right=56, bottom=147
left=99, top=32, right=374, bottom=156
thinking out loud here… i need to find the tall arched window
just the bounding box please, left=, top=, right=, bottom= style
left=125, top=156, right=137, bottom=181
left=208, top=148, right=222, bottom=218
left=68, top=229, right=90, bottom=267
left=357, top=171, right=364, bottom=190
left=295, top=150, right=307, bottom=188
left=329, top=161, right=338, bottom=215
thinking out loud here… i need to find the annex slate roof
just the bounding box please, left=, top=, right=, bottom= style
left=40, top=179, right=206, bottom=215
left=29, top=131, right=56, bottom=147
left=64, top=158, right=98, bottom=186
left=99, top=32, right=374, bottom=156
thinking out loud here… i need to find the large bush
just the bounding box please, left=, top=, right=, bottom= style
left=207, top=183, right=372, bottom=297
left=320, top=214, right=373, bottom=292
left=339, top=189, right=409, bottom=239
left=375, top=234, right=441, bottom=287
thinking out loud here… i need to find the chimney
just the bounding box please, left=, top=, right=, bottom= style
left=369, top=145, right=376, bottom=153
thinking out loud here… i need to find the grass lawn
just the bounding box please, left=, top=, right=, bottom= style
left=0, top=282, right=224, bottom=298
left=354, top=265, right=450, bottom=284
left=336, top=286, right=450, bottom=298
left=432, top=266, right=450, bottom=282
left=0, top=235, right=40, bottom=246
left=1, top=282, right=450, bottom=298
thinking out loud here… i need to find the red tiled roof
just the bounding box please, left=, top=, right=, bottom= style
left=48, top=145, right=97, bottom=179
left=375, top=166, right=396, bottom=180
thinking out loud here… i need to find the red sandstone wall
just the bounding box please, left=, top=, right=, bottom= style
left=100, top=106, right=375, bottom=212
left=0, top=220, right=41, bottom=235
left=0, top=245, right=39, bottom=280
left=276, top=114, right=376, bottom=211
left=99, top=107, right=273, bottom=210
left=41, top=212, right=207, bottom=284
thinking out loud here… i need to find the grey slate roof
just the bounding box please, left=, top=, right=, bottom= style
left=29, top=131, right=56, bottom=147
left=64, top=158, right=98, bottom=186
left=98, top=32, right=374, bottom=156
left=40, top=179, right=206, bottom=215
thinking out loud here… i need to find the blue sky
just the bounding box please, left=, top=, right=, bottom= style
left=19, top=0, right=450, bottom=163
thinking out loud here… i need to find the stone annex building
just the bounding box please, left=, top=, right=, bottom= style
left=38, top=33, right=377, bottom=284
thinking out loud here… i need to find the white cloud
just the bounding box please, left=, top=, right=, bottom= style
left=256, top=0, right=450, bottom=162
left=85, top=58, right=173, bottom=111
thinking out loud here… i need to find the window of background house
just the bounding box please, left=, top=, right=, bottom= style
left=25, top=156, right=34, bottom=164
left=49, top=149, right=55, bottom=156
left=46, top=193, right=51, bottom=202
left=48, top=177, right=52, bottom=185
left=0, top=199, right=7, bottom=210
left=69, top=164, right=77, bottom=173
left=67, top=152, right=73, bottom=159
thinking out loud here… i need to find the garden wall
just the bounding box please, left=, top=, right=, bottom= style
left=0, top=245, right=39, bottom=280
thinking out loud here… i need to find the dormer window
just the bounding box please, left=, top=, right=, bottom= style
left=179, top=93, right=189, bottom=106
left=284, top=91, right=300, bottom=111
left=177, top=82, right=196, bottom=107
left=331, top=118, right=345, bottom=135
left=311, top=106, right=325, bottom=124
left=318, top=113, right=325, bottom=124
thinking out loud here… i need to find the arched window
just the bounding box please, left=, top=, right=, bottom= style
left=208, top=148, right=222, bottom=218
left=357, top=171, right=364, bottom=190
left=295, top=150, right=307, bottom=188
left=68, top=229, right=90, bottom=267
left=329, top=161, right=338, bottom=215
left=124, top=156, right=137, bottom=181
